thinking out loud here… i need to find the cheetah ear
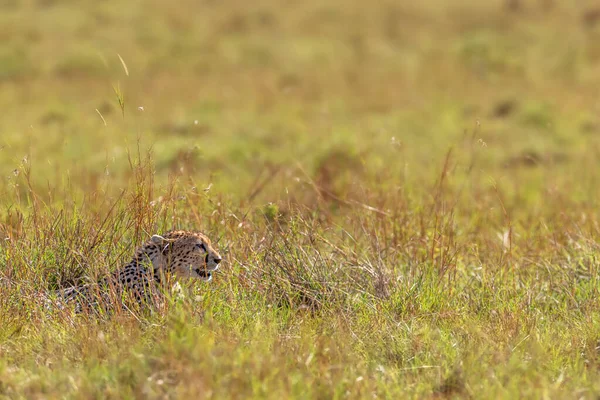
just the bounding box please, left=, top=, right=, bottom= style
left=151, top=235, right=166, bottom=244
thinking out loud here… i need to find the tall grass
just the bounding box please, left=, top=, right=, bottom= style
left=1, top=137, right=600, bottom=398
left=3, top=0, right=600, bottom=398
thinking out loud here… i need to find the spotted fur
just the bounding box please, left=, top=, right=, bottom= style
left=58, top=230, right=222, bottom=313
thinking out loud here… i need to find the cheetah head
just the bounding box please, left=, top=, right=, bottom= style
left=151, top=231, right=222, bottom=282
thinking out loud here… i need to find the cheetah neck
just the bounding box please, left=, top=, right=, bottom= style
left=129, top=242, right=174, bottom=286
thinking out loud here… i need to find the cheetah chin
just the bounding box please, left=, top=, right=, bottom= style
left=194, top=268, right=213, bottom=281
left=194, top=262, right=219, bottom=281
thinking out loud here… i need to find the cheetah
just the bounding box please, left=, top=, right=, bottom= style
left=55, top=230, right=222, bottom=313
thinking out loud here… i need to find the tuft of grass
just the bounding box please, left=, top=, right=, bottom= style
left=112, top=82, right=125, bottom=117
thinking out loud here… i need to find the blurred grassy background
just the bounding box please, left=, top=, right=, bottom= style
left=3, top=0, right=600, bottom=204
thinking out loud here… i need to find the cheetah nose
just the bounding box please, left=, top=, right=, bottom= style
left=214, top=257, right=222, bottom=265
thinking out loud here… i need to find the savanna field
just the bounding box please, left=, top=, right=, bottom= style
left=3, top=0, right=600, bottom=398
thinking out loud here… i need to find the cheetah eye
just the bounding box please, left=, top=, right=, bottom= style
left=196, top=243, right=207, bottom=252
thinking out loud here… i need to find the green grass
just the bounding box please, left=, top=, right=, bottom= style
left=3, top=0, right=600, bottom=398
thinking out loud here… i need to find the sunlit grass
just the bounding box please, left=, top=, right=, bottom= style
left=2, top=0, right=600, bottom=398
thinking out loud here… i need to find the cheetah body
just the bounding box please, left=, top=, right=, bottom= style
left=57, top=230, right=222, bottom=313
